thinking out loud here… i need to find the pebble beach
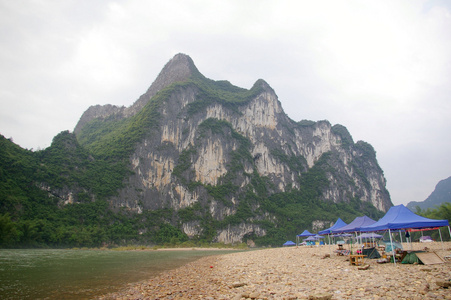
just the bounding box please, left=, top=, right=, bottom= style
left=99, top=242, right=451, bottom=300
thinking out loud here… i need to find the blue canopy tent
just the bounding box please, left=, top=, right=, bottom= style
left=331, top=216, right=376, bottom=234
left=318, top=218, right=348, bottom=246
left=333, top=233, right=353, bottom=244
left=331, top=216, right=376, bottom=253
left=303, top=235, right=317, bottom=245
left=318, top=218, right=348, bottom=235
left=296, top=230, right=315, bottom=246
left=333, top=233, right=352, bottom=237
left=355, top=232, right=383, bottom=248
left=333, top=233, right=352, bottom=243
left=419, top=236, right=433, bottom=242
left=360, top=204, right=450, bottom=263
left=314, top=234, right=325, bottom=245
left=283, top=241, right=296, bottom=246
left=361, top=204, right=449, bottom=232
left=298, top=230, right=315, bottom=236
left=356, top=233, right=383, bottom=239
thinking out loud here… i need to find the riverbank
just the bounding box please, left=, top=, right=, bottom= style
left=104, top=243, right=249, bottom=252
left=99, top=242, right=451, bottom=299
left=0, top=248, right=240, bottom=299
left=154, top=247, right=246, bottom=251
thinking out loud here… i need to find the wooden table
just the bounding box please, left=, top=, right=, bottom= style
left=349, top=254, right=365, bottom=266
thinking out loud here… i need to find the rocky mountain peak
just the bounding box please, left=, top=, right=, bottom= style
left=253, top=78, right=271, bottom=89
left=74, top=53, right=199, bottom=135
left=126, top=53, right=200, bottom=115
left=155, top=53, right=199, bottom=84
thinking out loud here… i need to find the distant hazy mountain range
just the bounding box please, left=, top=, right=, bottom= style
left=407, top=176, right=451, bottom=211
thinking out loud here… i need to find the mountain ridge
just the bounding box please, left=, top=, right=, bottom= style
left=0, top=53, right=392, bottom=247
left=72, top=53, right=391, bottom=243
left=407, top=176, right=451, bottom=211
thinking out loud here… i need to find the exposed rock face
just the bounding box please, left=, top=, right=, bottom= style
left=74, top=54, right=197, bottom=135
left=74, top=53, right=392, bottom=243
left=216, top=223, right=267, bottom=244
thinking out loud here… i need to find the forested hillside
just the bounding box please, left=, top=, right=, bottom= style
left=0, top=134, right=187, bottom=247
left=0, top=54, right=394, bottom=248
left=1, top=132, right=387, bottom=248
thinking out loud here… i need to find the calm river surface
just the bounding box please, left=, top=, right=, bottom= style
left=0, top=248, right=236, bottom=299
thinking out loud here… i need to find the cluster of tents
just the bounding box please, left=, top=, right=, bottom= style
left=283, top=204, right=450, bottom=263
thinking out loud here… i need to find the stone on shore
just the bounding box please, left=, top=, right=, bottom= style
left=308, top=293, right=333, bottom=300
left=98, top=242, right=451, bottom=300
left=436, top=279, right=451, bottom=288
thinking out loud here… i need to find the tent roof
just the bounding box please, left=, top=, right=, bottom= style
left=318, top=218, right=348, bottom=235
left=356, top=233, right=383, bottom=239
left=283, top=241, right=296, bottom=246
left=361, top=204, right=449, bottom=232
left=297, top=229, right=315, bottom=237
left=333, top=233, right=352, bottom=237
left=332, top=216, right=376, bottom=233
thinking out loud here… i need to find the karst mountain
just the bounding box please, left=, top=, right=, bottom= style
left=0, top=53, right=392, bottom=247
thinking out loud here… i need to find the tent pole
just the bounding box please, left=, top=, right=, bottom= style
left=409, top=230, right=412, bottom=251
left=410, top=232, right=412, bottom=250
left=398, top=230, right=405, bottom=252
left=328, top=234, right=332, bottom=256
left=438, top=228, right=444, bottom=251
left=405, top=229, right=412, bottom=251
left=389, top=229, right=396, bottom=264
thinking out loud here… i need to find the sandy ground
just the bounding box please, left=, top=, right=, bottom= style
left=98, top=242, right=451, bottom=300
left=153, top=248, right=243, bottom=251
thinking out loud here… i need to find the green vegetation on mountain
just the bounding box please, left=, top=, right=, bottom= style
left=331, top=124, right=354, bottom=148
left=252, top=152, right=385, bottom=245
left=0, top=65, right=396, bottom=248
left=270, top=148, right=307, bottom=173
left=1, top=118, right=387, bottom=248
left=412, top=203, right=451, bottom=241
left=186, top=78, right=265, bottom=116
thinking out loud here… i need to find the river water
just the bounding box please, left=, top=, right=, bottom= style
left=0, top=248, right=235, bottom=299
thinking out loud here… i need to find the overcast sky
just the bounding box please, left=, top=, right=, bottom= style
left=1, top=0, right=450, bottom=206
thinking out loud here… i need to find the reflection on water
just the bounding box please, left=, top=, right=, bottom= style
left=0, top=249, right=235, bottom=299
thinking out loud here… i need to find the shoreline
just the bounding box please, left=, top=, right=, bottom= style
left=99, top=242, right=451, bottom=299
left=153, top=247, right=249, bottom=251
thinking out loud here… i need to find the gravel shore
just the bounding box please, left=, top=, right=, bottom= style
left=99, top=242, right=451, bottom=299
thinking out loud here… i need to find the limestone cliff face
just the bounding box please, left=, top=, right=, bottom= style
left=74, top=54, right=198, bottom=135
left=74, top=53, right=392, bottom=243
